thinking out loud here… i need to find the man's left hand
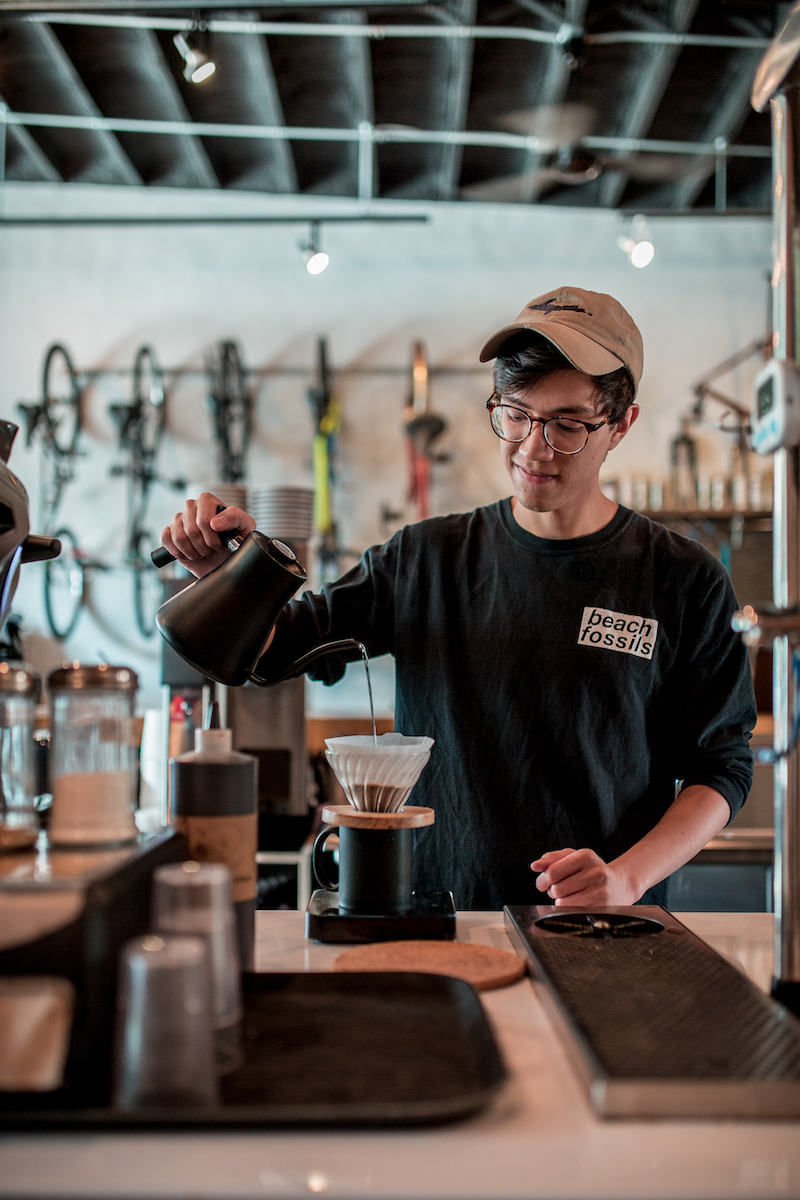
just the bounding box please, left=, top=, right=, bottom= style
left=530, top=848, right=640, bottom=906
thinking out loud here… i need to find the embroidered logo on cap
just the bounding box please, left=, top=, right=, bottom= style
left=577, top=606, right=658, bottom=660
left=528, top=300, right=590, bottom=315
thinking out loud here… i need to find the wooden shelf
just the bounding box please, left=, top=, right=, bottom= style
left=642, top=510, right=772, bottom=522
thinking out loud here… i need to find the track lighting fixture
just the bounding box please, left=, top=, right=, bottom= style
left=300, top=222, right=329, bottom=275
left=173, top=22, right=216, bottom=84
left=617, top=213, right=655, bottom=269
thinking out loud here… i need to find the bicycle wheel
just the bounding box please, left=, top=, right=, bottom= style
left=42, top=344, right=81, bottom=456
left=132, top=531, right=164, bottom=638
left=43, top=527, right=85, bottom=640
left=132, top=345, right=165, bottom=458
left=206, top=340, right=252, bottom=482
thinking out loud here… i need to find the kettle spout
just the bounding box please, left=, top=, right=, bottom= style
left=250, top=639, right=364, bottom=687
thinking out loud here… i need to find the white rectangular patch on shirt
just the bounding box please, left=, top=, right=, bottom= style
left=577, top=606, right=659, bottom=660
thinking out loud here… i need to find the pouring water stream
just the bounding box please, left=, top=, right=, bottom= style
left=355, top=641, right=377, bottom=746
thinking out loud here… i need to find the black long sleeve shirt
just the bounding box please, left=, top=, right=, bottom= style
left=258, top=502, right=756, bottom=909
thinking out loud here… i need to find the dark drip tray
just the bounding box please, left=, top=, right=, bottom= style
left=0, top=971, right=506, bottom=1129
left=505, top=905, right=800, bottom=1119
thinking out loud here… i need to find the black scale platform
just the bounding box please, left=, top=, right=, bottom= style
left=504, top=905, right=800, bottom=1118
left=306, top=888, right=456, bottom=943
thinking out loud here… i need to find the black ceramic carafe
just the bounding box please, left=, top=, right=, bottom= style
left=155, top=532, right=359, bottom=687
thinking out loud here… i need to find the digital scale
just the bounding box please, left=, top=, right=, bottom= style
left=750, top=356, right=800, bottom=453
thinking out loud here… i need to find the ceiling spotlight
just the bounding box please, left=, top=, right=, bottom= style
left=617, top=213, right=655, bottom=269
left=173, top=23, right=216, bottom=84
left=300, top=222, right=329, bottom=275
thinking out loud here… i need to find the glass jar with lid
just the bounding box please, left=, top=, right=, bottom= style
left=0, top=662, right=40, bottom=851
left=48, top=663, right=139, bottom=845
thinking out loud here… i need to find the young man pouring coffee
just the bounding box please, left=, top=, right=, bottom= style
left=162, top=287, right=755, bottom=911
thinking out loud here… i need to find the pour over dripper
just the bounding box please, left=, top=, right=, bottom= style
left=324, top=734, right=434, bottom=813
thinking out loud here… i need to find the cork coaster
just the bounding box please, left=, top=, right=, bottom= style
left=333, top=940, right=526, bottom=991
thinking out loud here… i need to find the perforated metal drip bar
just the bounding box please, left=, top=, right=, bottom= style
left=505, top=906, right=800, bottom=1119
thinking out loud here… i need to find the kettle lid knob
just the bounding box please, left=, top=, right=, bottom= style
left=270, top=538, right=298, bottom=564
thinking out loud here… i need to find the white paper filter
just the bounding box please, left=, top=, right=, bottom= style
left=324, top=734, right=434, bottom=813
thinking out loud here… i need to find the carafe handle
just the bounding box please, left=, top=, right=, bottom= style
left=312, top=825, right=339, bottom=892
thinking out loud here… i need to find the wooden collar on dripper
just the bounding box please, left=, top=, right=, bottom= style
left=321, top=805, right=434, bottom=830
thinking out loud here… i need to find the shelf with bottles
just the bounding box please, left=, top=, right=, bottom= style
left=638, top=510, right=772, bottom=526
left=602, top=471, right=774, bottom=521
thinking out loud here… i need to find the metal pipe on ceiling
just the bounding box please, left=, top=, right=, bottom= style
left=14, top=11, right=773, bottom=50
left=0, top=109, right=773, bottom=162
left=0, top=213, right=430, bottom=223
left=5, top=0, right=432, bottom=8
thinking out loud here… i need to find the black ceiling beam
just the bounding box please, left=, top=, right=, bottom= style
left=163, top=12, right=297, bottom=192
left=429, top=0, right=476, bottom=200
left=52, top=24, right=219, bottom=186
left=667, top=46, right=768, bottom=210
left=2, top=113, right=62, bottom=180
left=525, top=0, right=589, bottom=203
left=325, top=9, right=375, bottom=198
left=0, top=20, right=140, bottom=183
left=380, top=0, right=477, bottom=200
left=265, top=9, right=373, bottom=197
left=596, top=0, right=700, bottom=209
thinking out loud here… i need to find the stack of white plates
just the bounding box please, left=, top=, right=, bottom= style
left=184, top=483, right=248, bottom=512
left=247, top=485, right=315, bottom=541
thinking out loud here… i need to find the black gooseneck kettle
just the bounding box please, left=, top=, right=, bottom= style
left=154, top=531, right=361, bottom=687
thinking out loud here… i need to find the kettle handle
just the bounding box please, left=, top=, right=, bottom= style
left=312, top=825, right=339, bottom=892
left=249, top=638, right=364, bottom=687
left=151, top=504, right=245, bottom=568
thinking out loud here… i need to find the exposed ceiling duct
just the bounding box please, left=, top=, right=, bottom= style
left=0, top=0, right=782, bottom=212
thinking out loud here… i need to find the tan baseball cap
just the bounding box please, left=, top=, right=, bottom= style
left=479, top=286, right=644, bottom=394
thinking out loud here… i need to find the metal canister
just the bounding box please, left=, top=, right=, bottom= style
left=0, top=662, right=40, bottom=851
left=47, top=663, right=139, bottom=846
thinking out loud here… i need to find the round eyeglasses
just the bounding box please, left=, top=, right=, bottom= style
left=486, top=394, right=610, bottom=455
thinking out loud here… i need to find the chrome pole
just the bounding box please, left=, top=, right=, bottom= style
left=770, top=87, right=800, bottom=1001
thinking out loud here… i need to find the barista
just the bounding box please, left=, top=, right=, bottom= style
left=162, top=286, right=756, bottom=911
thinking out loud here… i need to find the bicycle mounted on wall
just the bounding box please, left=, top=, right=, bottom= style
left=205, top=340, right=252, bottom=484
left=17, top=344, right=106, bottom=640
left=17, top=337, right=461, bottom=644
left=109, top=346, right=185, bottom=637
